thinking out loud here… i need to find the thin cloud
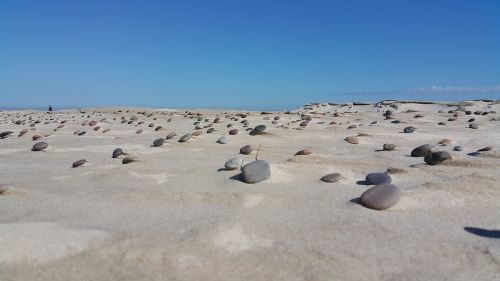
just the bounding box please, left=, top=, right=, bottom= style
left=409, top=85, right=500, bottom=94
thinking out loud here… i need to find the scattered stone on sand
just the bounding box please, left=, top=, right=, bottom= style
left=365, top=172, right=392, bottom=185
left=477, top=146, right=493, bottom=152
left=217, top=136, right=229, bottom=144
left=112, top=148, right=126, bottom=158
left=136, top=129, right=143, bottom=134
left=250, top=125, right=267, bottom=135
left=0, top=131, right=13, bottom=139
left=469, top=123, right=479, bottom=129
left=207, top=128, right=216, bottom=134
left=360, top=183, right=401, bottom=210
left=424, top=151, right=452, bottom=165
left=438, top=122, right=446, bottom=126
left=72, top=159, right=87, bottom=168
left=78, top=131, right=86, bottom=136
left=0, top=184, right=8, bottom=194
left=153, top=138, right=165, bottom=147
left=192, top=130, right=203, bottom=137
left=453, top=146, right=464, bottom=151
left=411, top=144, right=433, bottom=157
left=345, top=136, right=359, bottom=144
left=386, top=167, right=407, bottom=174
left=122, top=157, right=137, bottom=164
left=438, top=139, right=452, bottom=146
left=224, top=157, right=243, bottom=170
left=403, top=126, right=415, bottom=133
left=229, top=129, right=238, bottom=135
left=32, top=142, right=48, bottom=151
left=320, top=173, right=342, bottom=183
left=89, top=121, right=97, bottom=126
left=242, top=160, right=271, bottom=184
left=383, top=144, right=398, bottom=151
left=240, top=145, right=254, bottom=155
left=32, top=135, right=43, bottom=141
left=179, top=134, right=192, bottom=142
left=166, top=132, right=177, bottom=139
left=295, top=149, right=312, bottom=156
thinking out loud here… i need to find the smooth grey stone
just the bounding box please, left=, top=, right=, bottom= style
left=166, top=132, right=177, bottom=139
left=240, top=145, right=253, bottom=155
left=253, top=125, right=266, bottom=132
left=424, top=151, right=452, bottom=165
left=365, top=172, right=392, bottom=185
left=224, top=157, right=243, bottom=170
left=112, top=148, right=125, bottom=158
left=403, top=126, right=415, bottom=133
left=321, top=173, right=342, bottom=183
left=383, top=144, right=398, bottom=151
left=0, top=131, right=13, bottom=139
left=453, top=146, right=463, bottom=151
left=32, top=142, right=48, bottom=151
left=153, top=138, right=165, bottom=147
left=360, top=183, right=401, bottom=210
left=217, top=136, right=229, bottom=144
left=411, top=144, right=433, bottom=157
left=242, top=160, right=271, bottom=184
left=207, top=128, right=216, bottom=133
left=179, top=133, right=192, bottom=142
left=72, top=159, right=86, bottom=168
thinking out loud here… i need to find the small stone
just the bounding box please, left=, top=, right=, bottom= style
left=403, top=126, right=415, bottom=133
left=453, top=146, right=464, bottom=151
left=192, top=130, right=203, bottom=137
left=78, top=131, right=86, bottom=136
left=386, top=167, right=407, bottom=174
left=383, top=144, right=398, bottom=151
left=477, top=146, right=493, bottom=152
left=179, top=134, right=192, bottom=142
left=469, top=123, right=479, bottom=129
left=365, top=173, right=392, bottom=185
left=360, top=184, right=401, bottom=210
left=438, top=139, right=452, bottom=146
left=240, top=145, right=254, bottom=155
left=242, top=160, right=271, bottom=184
left=224, top=157, right=243, bottom=170
left=136, top=129, right=143, bottom=134
left=424, top=151, right=452, bottom=165
left=229, top=129, right=239, bottom=135
left=320, top=173, right=342, bottom=183
left=438, top=122, right=446, bottom=125
left=217, top=136, right=229, bottom=144
left=0, top=131, right=13, bottom=139
left=251, top=125, right=267, bottom=134
left=72, top=159, right=86, bottom=168
left=0, top=184, right=8, bottom=194
left=207, top=128, right=216, bottom=133
left=411, top=144, right=433, bottom=157
left=166, top=132, right=177, bottom=139
left=32, top=142, right=48, bottom=151
left=153, top=138, right=165, bottom=147
left=295, top=149, right=312, bottom=156
left=122, top=157, right=137, bottom=164
left=89, top=121, right=97, bottom=126
left=32, top=135, right=43, bottom=141
left=345, top=136, right=359, bottom=144
left=112, top=148, right=126, bottom=158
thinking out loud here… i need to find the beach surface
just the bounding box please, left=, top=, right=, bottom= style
left=1, top=100, right=499, bottom=280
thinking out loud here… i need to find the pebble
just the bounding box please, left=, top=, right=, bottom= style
left=320, top=173, right=342, bottom=183
left=179, top=134, right=192, bottom=142
left=295, top=149, right=312, bottom=156
left=424, top=151, right=452, bottom=165
left=345, top=136, right=359, bottom=144
left=453, top=146, right=464, bottom=151
left=469, top=123, right=479, bottom=129
left=72, top=159, right=87, bottom=168
left=229, top=129, right=239, bottom=135
left=136, top=129, right=143, bottom=134
left=166, top=132, right=177, bottom=139
left=360, top=184, right=401, bottom=210
left=0, top=184, right=8, bottom=194
left=207, top=128, right=216, bottom=133
left=386, top=167, right=407, bottom=174
left=242, top=160, right=271, bottom=184
left=32, top=135, right=43, bottom=141
left=403, top=126, right=415, bottom=133
left=0, top=131, right=13, bottom=139
left=224, top=157, right=243, bottom=170
left=32, top=142, right=48, bottom=151
left=240, top=145, right=254, bottom=155
left=411, top=144, right=433, bottom=157
left=365, top=172, right=392, bottom=185
left=89, top=121, right=97, bottom=126
left=477, top=146, right=493, bottom=152
left=251, top=125, right=267, bottom=135
left=78, top=131, right=86, bottom=136
left=153, top=138, right=165, bottom=147
left=217, top=136, right=229, bottom=144
left=122, top=157, right=137, bottom=164
left=112, top=148, right=126, bottom=158
left=438, top=139, right=452, bottom=146
left=383, top=144, right=398, bottom=151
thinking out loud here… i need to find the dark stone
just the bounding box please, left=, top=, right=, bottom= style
left=240, top=145, right=253, bottom=155
left=403, top=126, right=415, bottom=133
left=365, top=173, right=392, bottom=185
left=411, top=144, right=433, bottom=157
left=424, top=151, right=452, bottom=165
left=112, top=148, right=125, bottom=158
left=360, top=184, right=401, bottom=210
left=320, top=173, right=342, bottom=183
left=32, top=142, right=48, bottom=151
left=153, top=138, right=165, bottom=147
left=72, top=159, right=86, bottom=168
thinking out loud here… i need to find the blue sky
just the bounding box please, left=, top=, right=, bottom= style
left=1, top=0, right=499, bottom=110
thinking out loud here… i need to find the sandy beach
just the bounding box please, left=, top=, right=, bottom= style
left=0, top=100, right=499, bottom=280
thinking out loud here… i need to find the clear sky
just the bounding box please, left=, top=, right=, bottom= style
left=1, top=0, right=499, bottom=110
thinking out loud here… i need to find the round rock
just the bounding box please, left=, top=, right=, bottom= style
left=179, top=134, right=192, bottom=142
left=242, top=160, right=271, bottom=184
left=72, top=159, right=87, bottom=168
left=382, top=144, right=398, bottom=151
left=365, top=172, right=392, bottom=185
left=240, top=145, right=254, bottom=155
left=360, top=184, right=401, bottom=210
left=424, top=151, right=452, bottom=165
left=217, top=136, right=229, bottom=144
left=224, top=157, right=243, bottom=170
left=112, top=148, right=125, bottom=158
left=411, top=144, right=433, bottom=157
left=320, top=173, right=342, bottom=183
left=153, top=138, right=165, bottom=147
left=32, top=142, right=48, bottom=151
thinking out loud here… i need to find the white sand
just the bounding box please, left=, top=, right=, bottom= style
left=0, top=100, right=499, bottom=280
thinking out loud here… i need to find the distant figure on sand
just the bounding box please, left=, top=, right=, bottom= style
left=48, top=105, right=53, bottom=111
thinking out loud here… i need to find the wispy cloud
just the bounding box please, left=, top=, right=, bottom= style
left=408, top=85, right=500, bottom=94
